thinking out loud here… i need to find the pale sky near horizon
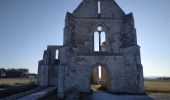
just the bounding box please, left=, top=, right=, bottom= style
left=0, top=0, right=170, bottom=77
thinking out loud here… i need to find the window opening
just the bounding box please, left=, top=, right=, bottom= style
left=98, top=1, right=101, bottom=14
left=56, top=50, right=59, bottom=59
left=101, top=32, right=106, bottom=45
left=94, top=32, right=99, bottom=51
left=98, top=66, right=102, bottom=80
left=94, top=26, right=106, bottom=52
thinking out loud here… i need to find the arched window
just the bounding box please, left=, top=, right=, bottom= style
left=94, top=26, right=106, bottom=52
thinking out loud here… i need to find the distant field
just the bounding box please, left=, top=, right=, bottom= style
left=0, top=78, right=36, bottom=85
left=0, top=78, right=37, bottom=98
left=145, top=80, right=170, bottom=93
left=0, top=78, right=170, bottom=93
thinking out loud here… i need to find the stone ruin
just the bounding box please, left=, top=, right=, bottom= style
left=38, top=0, right=144, bottom=98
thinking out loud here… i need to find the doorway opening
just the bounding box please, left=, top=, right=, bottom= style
left=91, top=65, right=109, bottom=92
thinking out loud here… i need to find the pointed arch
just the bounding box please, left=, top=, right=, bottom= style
left=91, top=64, right=109, bottom=92
left=93, top=25, right=106, bottom=52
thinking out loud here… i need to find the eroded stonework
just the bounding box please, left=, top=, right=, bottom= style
left=38, top=0, right=144, bottom=98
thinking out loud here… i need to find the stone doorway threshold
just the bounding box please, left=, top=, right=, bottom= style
left=91, top=84, right=108, bottom=92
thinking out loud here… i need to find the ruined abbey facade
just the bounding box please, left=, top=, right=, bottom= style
left=38, top=0, right=144, bottom=98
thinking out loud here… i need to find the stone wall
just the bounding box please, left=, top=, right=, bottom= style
left=38, top=0, right=144, bottom=99
left=63, top=55, right=125, bottom=93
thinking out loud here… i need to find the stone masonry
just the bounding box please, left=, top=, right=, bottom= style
left=38, top=0, right=144, bottom=98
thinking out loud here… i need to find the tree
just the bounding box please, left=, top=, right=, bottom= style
left=0, top=68, right=29, bottom=78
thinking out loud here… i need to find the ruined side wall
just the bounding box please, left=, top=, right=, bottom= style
left=38, top=46, right=63, bottom=87
left=120, top=46, right=144, bottom=93
left=38, top=61, right=48, bottom=86
left=121, top=13, right=137, bottom=48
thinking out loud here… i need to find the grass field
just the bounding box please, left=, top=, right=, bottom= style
left=0, top=78, right=36, bottom=85
left=145, top=80, right=170, bottom=93
left=0, top=78, right=37, bottom=98
left=0, top=78, right=170, bottom=98
left=0, top=78, right=170, bottom=92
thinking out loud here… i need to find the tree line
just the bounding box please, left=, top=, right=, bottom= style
left=0, top=68, right=29, bottom=78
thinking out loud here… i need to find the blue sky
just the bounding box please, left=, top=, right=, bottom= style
left=0, top=0, right=170, bottom=76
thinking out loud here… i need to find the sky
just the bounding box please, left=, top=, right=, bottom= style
left=0, top=0, right=170, bottom=77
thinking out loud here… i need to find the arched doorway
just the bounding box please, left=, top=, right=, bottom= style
left=91, top=65, right=109, bottom=92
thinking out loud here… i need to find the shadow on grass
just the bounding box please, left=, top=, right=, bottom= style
left=0, top=83, right=37, bottom=98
